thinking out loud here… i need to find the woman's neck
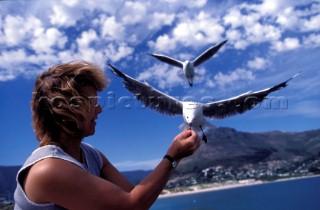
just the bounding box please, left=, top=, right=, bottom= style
left=59, top=133, right=84, bottom=164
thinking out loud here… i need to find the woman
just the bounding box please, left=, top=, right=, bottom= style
left=14, top=60, right=201, bottom=210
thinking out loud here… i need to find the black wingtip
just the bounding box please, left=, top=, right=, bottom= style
left=221, top=39, right=228, bottom=45
left=216, top=39, right=228, bottom=48
left=270, top=72, right=301, bottom=92
left=106, top=63, right=126, bottom=78
left=284, top=71, right=301, bottom=84
left=211, top=39, right=228, bottom=52
left=148, top=53, right=158, bottom=58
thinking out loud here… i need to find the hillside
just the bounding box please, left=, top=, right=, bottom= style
left=170, top=127, right=320, bottom=187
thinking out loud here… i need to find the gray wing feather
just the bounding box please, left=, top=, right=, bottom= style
left=203, top=75, right=297, bottom=119
left=108, top=63, right=183, bottom=116
left=193, top=40, right=228, bottom=67
left=149, top=53, right=183, bottom=68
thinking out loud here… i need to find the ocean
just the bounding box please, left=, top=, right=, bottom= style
left=150, top=176, right=320, bottom=210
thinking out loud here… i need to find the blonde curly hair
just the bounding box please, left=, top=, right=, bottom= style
left=31, top=61, right=109, bottom=146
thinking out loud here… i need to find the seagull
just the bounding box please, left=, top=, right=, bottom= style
left=149, top=40, right=227, bottom=86
left=108, top=63, right=298, bottom=143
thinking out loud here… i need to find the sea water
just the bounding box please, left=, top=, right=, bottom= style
left=151, top=176, right=320, bottom=210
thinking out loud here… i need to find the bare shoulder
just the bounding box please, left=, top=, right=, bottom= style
left=24, top=158, right=85, bottom=203
left=27, top=158, right=81, bottom=180
left=24, top=158, right=132, bottom=209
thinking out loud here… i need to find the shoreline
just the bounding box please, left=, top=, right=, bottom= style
left=158, top=174, right=320, bottom=199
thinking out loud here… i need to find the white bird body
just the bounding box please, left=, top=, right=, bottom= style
left=182, top=61, right=194, bottom=86
left=180, top=102, right=215, bottom=143
left=108, top=63, right=298, bottom=142
left=182, top=102, right=203, bottom=124
left=149, top=40, right=228, bottom=86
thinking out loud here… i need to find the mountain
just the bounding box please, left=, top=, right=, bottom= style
left=0, top=166, right=20, bottom=200
left=122, top=170, right=151, bottom=185
left=171, top=127, right=320, bottom=186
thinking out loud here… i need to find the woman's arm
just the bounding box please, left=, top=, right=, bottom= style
left=99, top=152, right=134, bottom=192
left=24, top=130, right=200, bottom=210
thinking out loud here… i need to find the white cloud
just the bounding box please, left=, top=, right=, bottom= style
left=72, top=30, right=102, bottom=63
left=62, top=0, right=80, bottom=7
left=0, top=48, right=59, bottom=80
left=49, top=4, right=82, bottom=27
left=223, top=2, right=283, bottom=49
left=157, top=0, right=207, bottom=10
left=149, top=11, right=224, bottom=53
left=100, top=16, right=125, bottom=41
left=77, top=47, right=104, bottom=65
left=247, top=57, right=269, bottom=70
left=302, top=14, right=320, bottom=32
left=223, top=7, right=260, bottom=29
left=137, top=64, right=183, bottom=89
left=248, top=0, right=290, bottom=15
left=275, top=3, right=320, bottom=33
left=276, top=7, right=300, bottom=30
left=226, top=29, right=249, bottom=49
left=76, top=29, right=98, bottom=49
left=303, top=33, right=320, bottom=48
left=0, top=49, right=27, bottom=81
left=214, top=68, right=255, bottom=88
left=272, top=37, right=301, bottom=52
left=0, top=0, right=319, bottom=85
left=173, top=11, right=224, bottom=47
left=104, top=42, right=134, bottom=63
left=148, top=12, right=175, bottom=30
left=121, top=1, right=147, bottom=25
left=0, top=49, right=27, bottom=68
left=249, top=23, right=282, bottom=43
left=148, top=34, right=177, bottom=52
left=185, top=0, right=207, bottom=9
left=31, top=27, right=67, bottom=53
left=2, top=15, right=42, bottom=46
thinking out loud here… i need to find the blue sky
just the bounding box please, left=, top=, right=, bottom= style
left=0, top=0, right=319, bottom=171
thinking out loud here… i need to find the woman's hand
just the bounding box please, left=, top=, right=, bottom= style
left=166, top=129, right=201, bottom=161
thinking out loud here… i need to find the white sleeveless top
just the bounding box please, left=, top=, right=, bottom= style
left=14, top=142, right=103, bottom=210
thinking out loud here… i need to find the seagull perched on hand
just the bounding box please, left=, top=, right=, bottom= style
left=108, top=63, right=298, bottom=143
left=149, top=40, right=227, bottom=86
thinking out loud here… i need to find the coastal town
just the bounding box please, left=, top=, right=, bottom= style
left=163, top=152, right=320, bottom=194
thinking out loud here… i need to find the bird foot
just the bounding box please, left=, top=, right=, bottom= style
left=199, top=125, right=207, bottom=143
left=202, top=134, right=207, bottom=143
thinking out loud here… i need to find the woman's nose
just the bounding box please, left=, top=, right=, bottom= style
left=96, top=104, right=103, bottom=114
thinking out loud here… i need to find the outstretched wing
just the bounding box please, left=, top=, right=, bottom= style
left=203, top=74, right=298, bottom=119
left=193, top=40, right=228, bottom=67
left=148, top=53, right=183, bottom=68
left=108, top=63, right=183, bottom=116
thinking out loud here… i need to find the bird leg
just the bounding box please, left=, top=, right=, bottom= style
left=199, top=125, right=207, bottom=143
left=187, top=123, right=192, bottom=130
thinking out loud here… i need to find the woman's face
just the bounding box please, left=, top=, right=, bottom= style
left=81, top=85, right=102, bottom=137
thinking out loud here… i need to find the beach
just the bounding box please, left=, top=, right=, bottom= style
left=158, top=174, right=320, bottom=199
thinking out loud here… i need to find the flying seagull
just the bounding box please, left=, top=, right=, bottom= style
left=149, top=40, right=227, bottom=86
left=108, top=63, right=298, bottom=143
